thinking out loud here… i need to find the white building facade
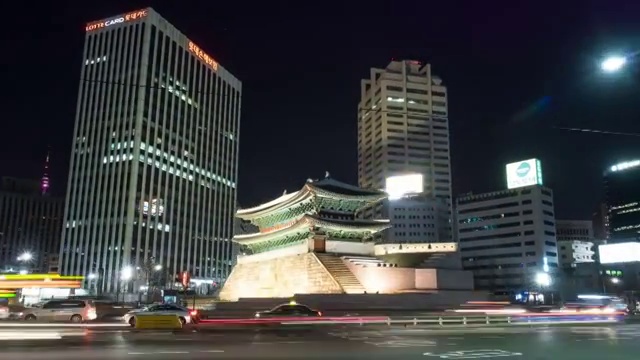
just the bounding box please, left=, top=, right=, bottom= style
left=456, top=185, right=559, bottom=292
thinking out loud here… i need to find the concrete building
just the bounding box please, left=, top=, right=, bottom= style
left=557, top=241, right=595, bottom=267
left=553, top=220, right=601, bottom=300
left=456, top=185, right=559, bottom=293
left=604, top=159, right=640, bottom=242
left=0, top=177, right=64, bottom=273
left=357, top=60, right=452, bottom=239
left=60, top=8, right=241, bottom=293
left=555, top=220, right=595, bottom=267
left=383, top=194, right=449, bottom=244
left=555, top=220, right=594, bottom=242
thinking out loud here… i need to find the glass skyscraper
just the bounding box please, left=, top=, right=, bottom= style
left=60, top=8, right=241, bottom=294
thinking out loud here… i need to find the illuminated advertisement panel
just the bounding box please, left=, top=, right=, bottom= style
left=506, top=158, right=543, bottom=189
left=385, top=174, right=423, bottom=200
left=85, top=9, right=148, bottom=32
left=599, top=242, right=640, bottom=264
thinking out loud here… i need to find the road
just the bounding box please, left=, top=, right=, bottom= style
left=2, top=323, right=640, bottom=359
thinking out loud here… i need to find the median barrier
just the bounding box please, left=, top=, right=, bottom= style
left=276, top=313, right=627, bottom=327
left=133, top=314, right=183, bottom=330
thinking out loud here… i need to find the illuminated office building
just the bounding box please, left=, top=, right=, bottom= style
left=358, top=60, right=452, bottom=240
left=455, top=159, right=559, bottom=294
left=605, top=160, right=640, bottom=242
left=60, top=8, right=241, bottom=293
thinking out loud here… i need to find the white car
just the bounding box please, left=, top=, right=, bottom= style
left=123, top=303, right=198, bottom=327
left=0, top=305, right=9, bottom=320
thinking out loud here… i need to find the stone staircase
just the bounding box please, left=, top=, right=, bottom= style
left=314, top=253, right=365, bottom=294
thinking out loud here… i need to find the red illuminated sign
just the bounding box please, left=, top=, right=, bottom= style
left=188, top=41, right=219, bottom=72
left=86, top=9, right=148, bottom=32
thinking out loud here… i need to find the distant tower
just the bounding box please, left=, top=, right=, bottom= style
left=41, top=149, right=50, bottom=196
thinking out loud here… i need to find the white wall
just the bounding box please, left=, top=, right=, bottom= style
left=237, top=243, right=308, bottom=264
left=325, top=241, right=374, bottom=256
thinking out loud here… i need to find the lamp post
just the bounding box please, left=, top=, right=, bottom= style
left=120, top=266, right=133, bottom=303
left=535, top=272, right=552, bottom=305
left=17, top=252, right=34, bottom=274
left=17, top=252, right=33, bottom=262
left=601, top=55, right=627, bottom=73
left=140, top=258, right=163, bottom=304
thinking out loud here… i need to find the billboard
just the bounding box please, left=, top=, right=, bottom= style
left=599, top=242, right=640, bottom=264
left=506, top=158, right=543, bottom=189
left=385, top=174, right=423, bottom=200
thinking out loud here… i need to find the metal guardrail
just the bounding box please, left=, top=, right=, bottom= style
left=0, top=313, right=627, bottom=329
left=279, top=314, right=625, bottom=327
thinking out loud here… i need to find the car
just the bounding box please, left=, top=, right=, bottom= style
left=21, top=299, right=97, bottom=323
left=254, top=302, right=322, bottom=318
left=123, top=303, right=198, bottom=327
left=0, top=304, right=9, bottom=320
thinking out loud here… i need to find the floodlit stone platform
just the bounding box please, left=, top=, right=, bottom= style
left=219, top=176, right=474, bottom=301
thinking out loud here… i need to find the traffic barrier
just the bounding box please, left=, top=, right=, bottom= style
left=199, top=316, right=388, bottom=325
left=133, top=314, right=183, bottom=330
left=276, top=313, right=627, bottom=327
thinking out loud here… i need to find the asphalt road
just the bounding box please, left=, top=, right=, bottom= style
left=3, top=324, right=640, bottom=359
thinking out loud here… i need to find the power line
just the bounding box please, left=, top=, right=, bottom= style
left=553, top=126, right=640, bottom=137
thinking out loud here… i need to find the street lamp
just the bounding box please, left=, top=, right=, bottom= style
left=154, top=264, right=162, bottom=271
left=17, top=252, right=33, bottom=262
left=535, top=272, right=551, bottom=287
left=121, top=266, right=133, bottom=281
left=611, top=277, right=621, bottom=284
left=601, top=56, right=627, bottom=73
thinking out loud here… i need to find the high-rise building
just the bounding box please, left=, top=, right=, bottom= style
left=591, top=202, right=609, bottom=240
left=456, top=185, right=559, bottom=293
left=604, top=159, right=640, bottom=242
left=357, top=60, right=452, bottom=240
left=358, top=60, right=450, bottom=200
left=0, top=177, right=64, bottom=272
left=60, top=8, right=241, bottom=294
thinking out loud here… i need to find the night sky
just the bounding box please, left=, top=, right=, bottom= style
left=1, top=1, right=639, bottom=219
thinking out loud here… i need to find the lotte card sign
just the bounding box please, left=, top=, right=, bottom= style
left=506, top=158, right=543, bottom=189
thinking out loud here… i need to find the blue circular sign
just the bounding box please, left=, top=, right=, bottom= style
left=516, top=162, right=531, bottom=177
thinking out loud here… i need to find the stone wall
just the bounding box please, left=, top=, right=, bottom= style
left=325, top=240, right=374, bottom=256
left=344, top=259, right=474, bottom=293
left=219, top=252, right=343, bottom=301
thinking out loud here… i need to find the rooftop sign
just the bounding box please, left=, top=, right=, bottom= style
left=188, top=41, right=219, bottom=72
left=86, top=9, right=148, bottom=32
left=506, top=158, right=543, bottom=189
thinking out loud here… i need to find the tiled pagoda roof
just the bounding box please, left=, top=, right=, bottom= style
left=233, top=214, right=391, bottom=245
left=236, top=177, right=386, bottom=220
